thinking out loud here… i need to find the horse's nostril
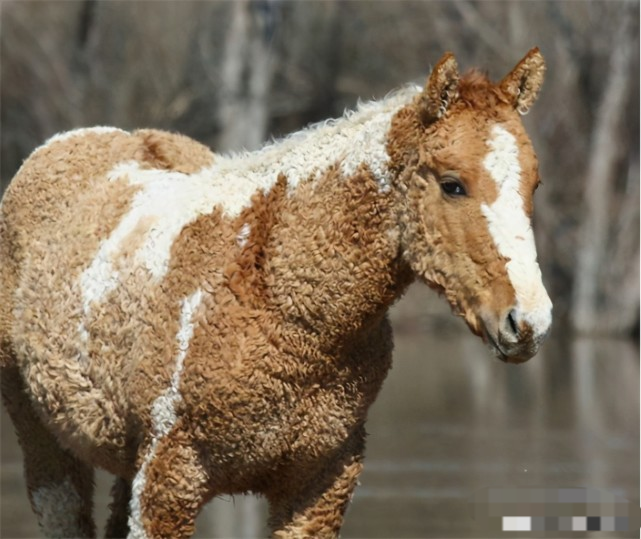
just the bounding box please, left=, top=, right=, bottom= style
left=507, top=309, right=519, bottom=337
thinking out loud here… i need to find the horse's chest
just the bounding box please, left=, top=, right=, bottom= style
left=184, top=342, right=389, bottom=490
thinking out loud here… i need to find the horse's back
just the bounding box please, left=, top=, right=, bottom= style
left=2, top=127, right=214, bottom=244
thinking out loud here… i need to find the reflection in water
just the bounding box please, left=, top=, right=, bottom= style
left=1, top=326, right=638, bottom=538
left=342, top=332, right=638, bottom=538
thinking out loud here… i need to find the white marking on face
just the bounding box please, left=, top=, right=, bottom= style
left=32, top=477, right=84, bottom=537
left=237, top=223, right=251, bottom=248
left=78, top=87, right=419, bottom=314
left=481, top=125, right=552, bottom=334
left=128, top=289, right=203, bottom=539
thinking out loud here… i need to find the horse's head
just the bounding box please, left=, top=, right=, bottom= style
left=389, top=49, right=552, bottom=363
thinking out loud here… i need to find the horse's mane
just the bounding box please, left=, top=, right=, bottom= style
left=220, top=70, right=510, bottom=165
left=218, top=84, right=421, bottom=164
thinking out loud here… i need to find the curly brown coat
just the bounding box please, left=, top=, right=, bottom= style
left=0, top=49, right=550, bottom=538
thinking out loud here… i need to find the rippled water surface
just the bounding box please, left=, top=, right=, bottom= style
left=2, top=312, right=638, bottom=538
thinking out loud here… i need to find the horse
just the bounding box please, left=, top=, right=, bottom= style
left=0, top=49, right=552, bottom=538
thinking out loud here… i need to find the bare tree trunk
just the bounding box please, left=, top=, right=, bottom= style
left=601, top=158, right=640, bottom=333
left=571, top=6, right=638, bottom=334
left=217, top=0, right=279, bottom=152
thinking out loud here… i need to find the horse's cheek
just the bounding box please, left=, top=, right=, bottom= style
left=400, top=188, right=441, bottom=279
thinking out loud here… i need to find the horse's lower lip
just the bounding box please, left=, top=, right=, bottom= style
left=483, top=327, right=534, bottom=363
left=483, top=329, right=509, bottom=362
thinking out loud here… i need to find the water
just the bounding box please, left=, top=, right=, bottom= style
left=1, top=315, right=638, bottom=538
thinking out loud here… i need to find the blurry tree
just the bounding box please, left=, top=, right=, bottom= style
left=1, top=0, right=638, bottom=336
left=570, top=4, right=639, bottom=334
left=215, top=0, right=279, bottom=151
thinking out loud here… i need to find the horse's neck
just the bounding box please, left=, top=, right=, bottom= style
left=258, top=157, right=413, bottom=347
left=208, top=88, right=419, bottom=342
left=266, top=182, right=410, bottom=345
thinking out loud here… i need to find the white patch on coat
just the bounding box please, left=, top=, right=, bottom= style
left=32, top=477, right=84, bottom=538
left=78, top=321, right=89, bottom=342
left=43, top=126, right=127, bottom=147
left=79, top=86, right=419, bottom=312
left=79, top=164, right=211, bottom=312
left=237, top=223, right=251, bottom=248
left=150, top=289, right=202, bottom=437
left=107, top=160, right=140, bottom=182
left=128, top=290, right=203, bottom=539
left=480, top=125, right=552, bottom=334
left=129, top=453, right=153, bottom=539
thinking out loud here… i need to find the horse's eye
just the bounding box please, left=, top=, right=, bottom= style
left=439, top=178, right=467, bottom=197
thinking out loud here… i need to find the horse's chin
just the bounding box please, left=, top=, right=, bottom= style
left=461, top=310, right=523, bottom=363
left=425, top=283, right=538, bottom=364
left=481, top=327, right=535, bottom=364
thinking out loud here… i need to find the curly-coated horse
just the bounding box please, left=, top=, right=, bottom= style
left=0, top=49, right=551, bottom=538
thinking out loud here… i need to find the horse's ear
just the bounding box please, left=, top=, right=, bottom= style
left=500, top=47, right=546, bottom=115
left=418, top=52, right=460, bottom=124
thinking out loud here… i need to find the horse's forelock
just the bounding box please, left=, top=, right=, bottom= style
left=456, top=69, right=512, bottom=110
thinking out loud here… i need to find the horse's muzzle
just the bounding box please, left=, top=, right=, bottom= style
left=483, top=305, right=552, bottom=363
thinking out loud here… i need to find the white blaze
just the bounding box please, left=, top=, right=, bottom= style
left=481, top=125, right=552, bottom=333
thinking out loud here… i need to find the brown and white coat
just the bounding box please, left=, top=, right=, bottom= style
left=0, top=50, right=552, bottom=538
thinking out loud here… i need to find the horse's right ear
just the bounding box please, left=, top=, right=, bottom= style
left=418, top=52, right=460, bottom=125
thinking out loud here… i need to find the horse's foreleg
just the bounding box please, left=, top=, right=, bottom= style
left=268, top=437, right=365, bottom=539
left=128, top=431, right=211, bottom=539
left=1, top=363, right=96, bottom=538
left=105, top=476, right=131, bottom=538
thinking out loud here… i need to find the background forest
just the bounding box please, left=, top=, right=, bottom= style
left=1, top=0, right=639, bottom=337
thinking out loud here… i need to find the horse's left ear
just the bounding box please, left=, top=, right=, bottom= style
left=418, top=52, right=460, bottom=124
left=500, top=47, right=546, bottom=115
